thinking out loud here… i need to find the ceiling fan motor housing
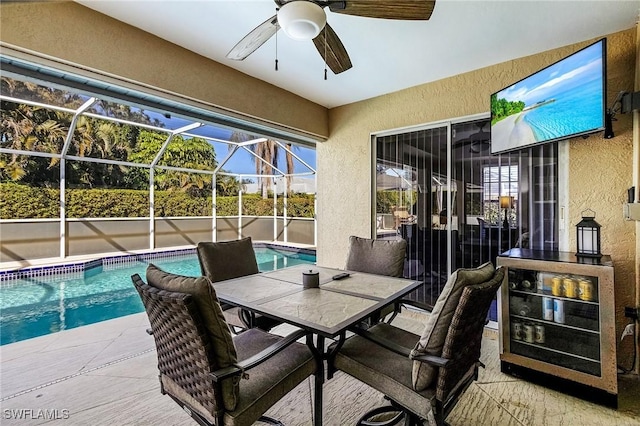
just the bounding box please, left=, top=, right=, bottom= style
left=278, top=1, right=327, bottom=40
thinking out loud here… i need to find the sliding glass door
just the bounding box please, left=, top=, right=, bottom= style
left=374, top=116, right=558, bottom=319
left=375, top=123, right=451, bottom=305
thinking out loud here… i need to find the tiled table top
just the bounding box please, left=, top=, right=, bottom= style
left=213, top=264, right=420, bottom=336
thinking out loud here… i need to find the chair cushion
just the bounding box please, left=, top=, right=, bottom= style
left=345, top=236, right=407, bottom=278
left=197, top=238, right=282, bottom=332
left=146, top=264, right=240, bottom=409
left=410, top=261, right=495, bottom=391
left=196, top=237, right=259, bottom=283
left=333, top=323, right=434, bottom=420
left=224, top=328, right=316, bottom=426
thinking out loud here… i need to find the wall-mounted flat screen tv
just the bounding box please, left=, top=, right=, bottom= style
left=490, top=38, right=606, bottom=155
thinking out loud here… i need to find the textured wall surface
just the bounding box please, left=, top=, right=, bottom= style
left=568, top=30, right=637, bottom=372
left=0, top=2, right=328, bottom=140
left=319, top=28, right=638, bottom=369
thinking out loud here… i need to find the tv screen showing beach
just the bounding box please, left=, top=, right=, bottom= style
left=490, top=39, right=606, bottom=154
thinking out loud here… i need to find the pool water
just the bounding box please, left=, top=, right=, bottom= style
left=0, top=248, right=315, bottom=345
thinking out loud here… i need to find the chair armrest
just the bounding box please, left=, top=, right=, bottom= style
left=350, top=324, right=412, bottom=358
left=410, top=353, right=450, bottom=368
left=396, top=299, right=434, bottom=313
left=210, top=329, right=309, bottom=382
left=412, top=355, right=484, bottom=371
left=350, top=324, right=450, bottom=368
left=385, top=299, right=434, bottom=323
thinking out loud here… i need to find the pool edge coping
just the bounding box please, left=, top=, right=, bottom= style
left=0, top=242, right=316, bottom=282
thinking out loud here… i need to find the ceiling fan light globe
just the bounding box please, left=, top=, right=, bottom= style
left=278, top=1, right=327, bottom=40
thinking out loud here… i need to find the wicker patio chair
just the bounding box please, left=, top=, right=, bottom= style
left=132, top=269, right=320, bottom=426
left=329, top=264, right=504, bottom=426
left=196, top=237, right=282, bottom=332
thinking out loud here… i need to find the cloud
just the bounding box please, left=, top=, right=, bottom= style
left=499, top=58, right=601, bottom=105
left=532, top=59, right=601, bottom=93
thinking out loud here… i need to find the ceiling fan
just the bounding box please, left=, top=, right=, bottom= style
left=226, top=0, right=436, bottom=75
left=453, top=121, right=491, bottom=153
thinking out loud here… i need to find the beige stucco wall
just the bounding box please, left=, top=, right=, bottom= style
left=568, top=29, right=638, bottom=372
left=318, top=28, right=638, bottom=369
left=0, top=1, right=328, bottom=140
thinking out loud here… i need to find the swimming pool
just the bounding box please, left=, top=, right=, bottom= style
left=0, top=247, right=315, bottom=345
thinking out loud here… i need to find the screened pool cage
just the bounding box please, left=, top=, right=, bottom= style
left=0, top=75, right=317, bottom=262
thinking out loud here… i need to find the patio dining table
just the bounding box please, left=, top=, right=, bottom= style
left=211, top=263, right=421, bottom=426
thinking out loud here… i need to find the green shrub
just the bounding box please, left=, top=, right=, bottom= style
left=376, top=190, right=415, bottom=214
left=66, top=188, right=149, bottom=218
left=0, top=182, right=59, bottom=218
left=215, top=196, right=239, bottom=216
left=155, top=191, right=212, bottom=217
left=0, top=183, right=315, bottom=219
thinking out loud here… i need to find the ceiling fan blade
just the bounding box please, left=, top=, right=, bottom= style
left=226, top=15, right=279, bottom=61
left=313, top=23, right=352, bottom=74
left=469, top=141, right=490, bottom=154
left=328, top=0, right=436, bottom=20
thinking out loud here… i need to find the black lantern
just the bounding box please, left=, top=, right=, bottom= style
left=576, top=209, right=602, bottom=258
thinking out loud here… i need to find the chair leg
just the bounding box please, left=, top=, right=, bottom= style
left=356, top=398, right=432, bottom=426
left=356, top=406, right=405, bottom=426
left=356, top=408, right=428, bottom=426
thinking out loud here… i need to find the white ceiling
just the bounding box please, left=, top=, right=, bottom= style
left=77, top=0, right=638, bottom=109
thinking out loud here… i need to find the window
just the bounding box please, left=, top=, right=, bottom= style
left=483, top=164, right=519, bottom=227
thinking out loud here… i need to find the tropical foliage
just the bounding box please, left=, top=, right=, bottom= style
left=0, top=77, right=242, bottom=194
left=126, top=130, right=218, bottom=195
left=490, top=93, right=526, bottom=124
left=0, top=183, right=314, bottom=219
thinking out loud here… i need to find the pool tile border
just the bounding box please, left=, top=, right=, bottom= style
left=0, top=248, right=196, bottom=285
left=0, top=244, right=315, bottom=284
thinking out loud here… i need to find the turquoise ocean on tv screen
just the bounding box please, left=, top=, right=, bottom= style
left=523, top=78, right=603, bottom=142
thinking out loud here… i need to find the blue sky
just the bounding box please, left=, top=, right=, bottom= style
left=149, top=112, right=316, bottom=176
left=496, top=40, right=604, bottom=107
